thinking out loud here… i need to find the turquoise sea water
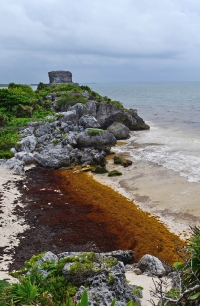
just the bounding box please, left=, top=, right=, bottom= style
left=88, top=82, right=200, bottom=183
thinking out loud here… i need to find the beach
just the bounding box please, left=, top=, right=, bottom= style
left=92, top=142, right=200, bottom=240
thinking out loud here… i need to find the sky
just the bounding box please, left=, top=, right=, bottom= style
left=1, top=0, right=200, bottom=84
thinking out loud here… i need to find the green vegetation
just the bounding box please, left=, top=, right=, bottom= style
left=154, top=227, right=200, bottom=305
left=0, top=252, right=140, bottom=306
left=87, top=129, right=105, bottom=136
left=56, top=93, right=87, bottom=109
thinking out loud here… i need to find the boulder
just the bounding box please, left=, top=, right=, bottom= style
left=122, top=159, right=132, bottom=167
left=138, top=254, right=165, bottom=276
left=80, top=148, right=106, bottom=167
left=15, top=152, right=35, bottom=164
left=34, top=145, right=72, bottom=168
left=5, top=157, right=25, bottom=175
left=35, top=123, right=52, bottom=137
left=62, top=110, right=77, bottom=122
left=107, top=122, right=130, bottom=139
left=77, top=129, right=116, bottom=151
left=19, top=135, right=37, bottom=153
left=79, top=115, right=100, bottom=128
left=114, top=155, right=124, bottom=164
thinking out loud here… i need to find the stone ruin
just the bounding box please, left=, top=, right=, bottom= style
left=48, top=70, right=73, bottom=84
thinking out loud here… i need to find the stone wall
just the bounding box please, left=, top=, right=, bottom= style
left=48, top=70, right=72, bottom=84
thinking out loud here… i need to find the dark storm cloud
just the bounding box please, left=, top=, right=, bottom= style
left=1, top=0, right=200, bottom=83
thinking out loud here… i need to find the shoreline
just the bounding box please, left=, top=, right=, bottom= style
left=0, top=158, right=189, bottom=280
left=90, top=139, right=200, bottom=240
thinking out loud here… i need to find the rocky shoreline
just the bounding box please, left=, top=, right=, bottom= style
left=0, top=81, right=185, bottom=305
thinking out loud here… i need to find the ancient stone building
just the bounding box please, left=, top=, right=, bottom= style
left=48, top=70, right=73, bottom=84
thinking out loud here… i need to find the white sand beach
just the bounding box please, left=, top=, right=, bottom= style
left=0, top=164, right=28, bottom=281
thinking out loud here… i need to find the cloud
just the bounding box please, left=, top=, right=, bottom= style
left=1, top=0, right=200, bottom=82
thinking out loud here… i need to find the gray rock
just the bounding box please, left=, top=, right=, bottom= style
left=5, top=158, right=25, bottom=175
left=20, top=126, right=35, bottom=136
left=28, top=121, right=44, bottom=127
left=77, top=129, right=116, bottom=151
left=34, top=146, right=72, bottom=168
left=20, top=136, right=37, bottom=153
left=62, top=263, right=74, bottom=280
left=100, top=250, right=136, bottom=265
left=62, top=132, right=77, bottom=147
left=62, top=110, right=77, bottom=122
left=75, top=261, right=140, bottom=306
left=84, top=101, right=149, bottom=130
left=79, top=115, right=100, bottom=128
left=41, top=251, right=58, bottom=262
left=10, top=147, right=17, bottom=154
left=107, top=122, right=130, bottom=140
left=15, top=152, right=34, bottom=164
left=138, top=254, right=165, bottom=276
left=35, top=123, right=52, bottom=137
left=69, top=103, right=87, bottom=119
left=80, top=148, right=106, bottom=166
left=37, top=134, right=52, bottom=144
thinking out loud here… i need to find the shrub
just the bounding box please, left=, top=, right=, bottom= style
left=0, top=113, right=8, bottom=126
left=56, top=93, right=87, bottom=109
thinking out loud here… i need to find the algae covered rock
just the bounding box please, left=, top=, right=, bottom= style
left=91, top=165, right=108, bottom=174
left=108, top=170, right=122, bottom=177
left=114, top=155, right=132, bottom=167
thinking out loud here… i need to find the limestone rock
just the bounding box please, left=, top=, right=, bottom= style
left=5, top=157, right=25, bottom=175
left=138, top=254, right=165, bottom=276
left=107, top=122, right=130, bottom=139
left=79, top=115, right=100, bottom=128
left=34, top=146, right=72, bottom=168
left=75, top=261, right=140, bottom=306
left=100, top=250, right=136, bottom=264
left=77, top=129, right=116, bottom=151
left=15, top=152, right=34, bottom=164
left=19, top=136, right=37, bottom=153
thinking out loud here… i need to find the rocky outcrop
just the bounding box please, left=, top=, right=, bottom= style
left=48, top=70, right=73, bottom=84
left=81, top=101, right=150, bottom=131
left=35, top=251, right=140, bottom=306
left=5, top=89, right=149, bottom=173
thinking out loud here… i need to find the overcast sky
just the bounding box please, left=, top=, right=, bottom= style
left=1, top=0, right=200, bottom=83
